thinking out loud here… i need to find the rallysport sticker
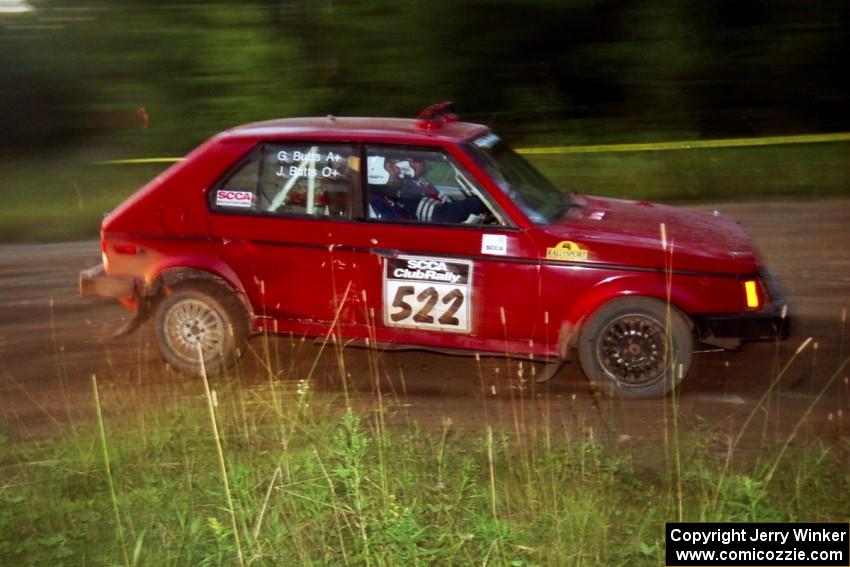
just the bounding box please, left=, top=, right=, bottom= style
left=546, top=240, right=589, bottom=262
left=383, top=255, right=472, bottom=333
left=215, top=189, right=254, bottom=208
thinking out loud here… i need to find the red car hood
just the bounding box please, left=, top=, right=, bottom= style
left=540, top=195, right=760, bottom=274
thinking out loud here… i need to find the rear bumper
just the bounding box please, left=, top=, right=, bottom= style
left=696, top=270, right=791, bottom=342
left=79, top=264, right=138, bottom=300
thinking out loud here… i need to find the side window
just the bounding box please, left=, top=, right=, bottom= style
left=211, top=143, right=357, bottom=218
left=366, top=145, right=503, bottom=225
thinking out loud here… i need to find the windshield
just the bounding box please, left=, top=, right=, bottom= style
left=465, top=133, right=572, bottom=224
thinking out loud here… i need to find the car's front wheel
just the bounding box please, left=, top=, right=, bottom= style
left=577, top=297, right=693, bottom=398
left=152, top=283, right=248, bottom=376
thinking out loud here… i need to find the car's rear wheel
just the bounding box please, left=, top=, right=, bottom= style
left=577, top=297, right=692, bottom=398
left=152, top=283, right=248, bottom=376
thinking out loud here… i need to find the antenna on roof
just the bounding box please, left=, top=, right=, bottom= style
left=416, top=101, right=458, bottom=131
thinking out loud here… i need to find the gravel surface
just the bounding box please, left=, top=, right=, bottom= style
left=1, top=200, right=848, bottom=443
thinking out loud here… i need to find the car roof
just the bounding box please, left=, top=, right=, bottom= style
left=222, top=116, right=491, bottom=144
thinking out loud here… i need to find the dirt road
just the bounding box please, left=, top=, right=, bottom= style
left=1, top=200, right=849, bottom=442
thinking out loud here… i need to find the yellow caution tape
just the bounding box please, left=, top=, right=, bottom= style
left=96, top=131, right=850, bottom=164
left=95, top=157, right=184, bottom=165
left=516, top=132, right=850, bottom=155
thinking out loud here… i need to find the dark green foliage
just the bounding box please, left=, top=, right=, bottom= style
left=1, top=1, right=849, bottom=242
left=1, top=0, right=849, bottom=154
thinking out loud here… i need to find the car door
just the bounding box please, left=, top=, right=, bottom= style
left=346, top=144, right=541, bottom=353
left=205, top=141, right=362, bottom=333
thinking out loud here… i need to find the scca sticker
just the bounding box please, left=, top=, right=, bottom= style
left=216, top=190, right=254, bottom=208
left=546, top=240, right=589, bottom=262
left=383, top=255, right=473, bottom=333
left=481, top=234, right=507, bottom=256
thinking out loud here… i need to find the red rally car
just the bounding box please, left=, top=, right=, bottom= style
left=80, top=103, right=790, bottom=398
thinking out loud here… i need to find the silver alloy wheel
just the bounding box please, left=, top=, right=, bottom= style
left=162, top=298, right=225, bottom=364
left=595, top=313, right=668, bottom=385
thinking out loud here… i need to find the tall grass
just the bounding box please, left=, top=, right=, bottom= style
left=197, top=348, right=244, bottom=566
left=91, top=374, right=129, bottom=567
left=3, top=249, right=849, bottom=564
left=1, top=345, right=848, bottom=565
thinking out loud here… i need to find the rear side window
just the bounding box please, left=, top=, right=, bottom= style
left=210, top=143, right=357, bottom=218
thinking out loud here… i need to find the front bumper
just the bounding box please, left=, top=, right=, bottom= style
left=79, top=263, right=138, bottom=301
left=696, top=271, right=791, bottom=342
left=697, top=308, right=791, bottom=342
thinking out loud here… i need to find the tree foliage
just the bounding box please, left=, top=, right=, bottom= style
left=2, top=0, right=848, bottom=153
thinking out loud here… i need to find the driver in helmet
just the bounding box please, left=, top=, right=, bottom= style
left=368, top=155, right=487, bottom=223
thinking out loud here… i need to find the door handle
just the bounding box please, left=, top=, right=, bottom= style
left=371, top=247, right=397, bottom=258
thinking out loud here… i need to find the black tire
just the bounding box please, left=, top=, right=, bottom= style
left=152, top=283, right=248, bottom=376
left=577, top=297, right=693, bottom=398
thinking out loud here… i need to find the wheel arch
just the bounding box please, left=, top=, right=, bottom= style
left=556, top=275, right=696, bottom=360
left=147, top=266, right=253, bottom=318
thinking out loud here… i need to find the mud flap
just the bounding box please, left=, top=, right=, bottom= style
left=535, top=360, right=565, bottom=383
left=112, top=299, right=150, bottom=338
left=535, top=321, right=576, bottom=383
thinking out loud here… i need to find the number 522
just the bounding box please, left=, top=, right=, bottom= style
left=389, top=285, right=465, bottom=327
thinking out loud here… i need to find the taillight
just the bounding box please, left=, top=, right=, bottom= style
left=114, top=244, right=138, bottom=255
left=742, top=279, right=762, bottom=310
